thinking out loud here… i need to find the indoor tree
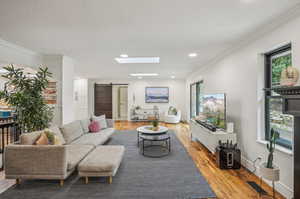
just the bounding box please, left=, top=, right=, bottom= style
left=0, top=64, right=53, bottom=132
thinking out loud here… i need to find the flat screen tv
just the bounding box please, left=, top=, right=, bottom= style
left=145, top=87, right=169, bottom=103
left=200, top=93, right=226, bottom=129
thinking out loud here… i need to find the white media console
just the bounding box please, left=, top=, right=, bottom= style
left=190, top=119, right=237, bottom=153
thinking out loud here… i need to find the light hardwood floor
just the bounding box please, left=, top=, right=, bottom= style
left=0, top=121, right=286, bottom=199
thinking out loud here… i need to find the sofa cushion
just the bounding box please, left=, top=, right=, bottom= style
left=46, top=125, right=66, bottom=145
left=60, top=121, right=84, bottom=144
left=78, top=145, right=125, bottom=173
left=70, top=128, right=114, bottom=146
left=80, top=119, right=90, bottom=133
left=20, top=131, right=43, bottom=145
left=66, top=144, right=94, bottom=171
left=92, top=115, right=107, bottom=129
left=35, top=132, right=49, bottom=145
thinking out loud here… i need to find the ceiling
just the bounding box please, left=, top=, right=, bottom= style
left=0, top=0, right=299, bottom=79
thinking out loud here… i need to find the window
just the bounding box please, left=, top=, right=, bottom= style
left=190, top=81, right=203, bottom=119
left=265, top=44, right=293, bottom=149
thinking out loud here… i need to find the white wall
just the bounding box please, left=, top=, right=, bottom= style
left=74, top=78, right=88, bottom=120
left=0, top=39, right=78, bottom=126
left=186, top=14, right=300, bottom=199
left=88, top=79, right=186, bottom=121
left=0, top=39, right=43, bottom=67
left=43, top=55, right=75, bottom=125
left=62, top=56, right=75, bottom=124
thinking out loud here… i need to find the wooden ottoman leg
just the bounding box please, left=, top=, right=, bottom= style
left=60, top=180, right=64, bottom=187
left=16, top=178, right=21, bottom=185
left=108, top=176, right=112, bottom=184
left=85, top=176, right=89, bottom=184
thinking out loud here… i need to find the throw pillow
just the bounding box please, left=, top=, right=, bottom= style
left=89, top=120, right=100, bottom=132
left=172, top=107, right=178, bottom=115
left=47, top=125, right=66, bottom=144
left=54, top=135, right=63, bottom=145
left=44, top=130, right=55, bottom=145
left=168, top=107, right=177, bottom=115
left=35, top=132, right=49, bottom=145
left=20, top=131, right=43, bottom=145
left=92, top=115, right=107, bottom=129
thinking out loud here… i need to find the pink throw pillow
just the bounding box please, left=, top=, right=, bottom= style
left=88, top=121, right=100, bottom=132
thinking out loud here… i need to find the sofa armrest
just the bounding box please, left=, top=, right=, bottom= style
left=4, top=145, right=67, bottom=177
left=106, top=119, right=115, bottom=128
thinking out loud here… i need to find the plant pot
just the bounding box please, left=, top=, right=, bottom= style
left=153, top=126, right=159, bottom=131
left=259, top=163, right=280, bottom=181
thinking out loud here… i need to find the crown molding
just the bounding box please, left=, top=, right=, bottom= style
left=187, top=3, right=300, bottom=79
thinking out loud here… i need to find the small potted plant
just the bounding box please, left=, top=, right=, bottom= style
left=152, top=118, right=159, bottom=131
left=259, top=129, right=280, bottom=182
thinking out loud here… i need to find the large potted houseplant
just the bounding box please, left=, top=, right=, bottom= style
left=259, top=129, right=280, bottom=182
left=0, top=65, right=53, bottom=132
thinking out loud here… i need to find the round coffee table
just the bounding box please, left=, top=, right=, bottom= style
left=136, top=125, right=170, bottom=157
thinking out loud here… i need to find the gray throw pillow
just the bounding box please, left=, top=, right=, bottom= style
left=80, top=118, right=91, bottom=133
left=92, top=115, right=108, bottom=129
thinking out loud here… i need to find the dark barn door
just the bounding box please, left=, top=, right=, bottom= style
left=94, top=84, right=112, bottom=118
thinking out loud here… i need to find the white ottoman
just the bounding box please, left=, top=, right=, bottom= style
left=78, top=145, right=125, bottom=184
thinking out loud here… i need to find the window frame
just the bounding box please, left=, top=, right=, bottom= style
left=190, top=80, right=203, bottom=119
left=264, top=43, right=292, bottom=149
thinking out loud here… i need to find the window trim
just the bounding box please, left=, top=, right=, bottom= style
left=264, top=43, right=292, bottom=149
left=190, top=80, right=203, bottom=119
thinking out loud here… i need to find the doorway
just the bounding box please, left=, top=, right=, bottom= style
left=113, top=85, right=128, bottom=120
left=94, top=84, right=113, bottom=118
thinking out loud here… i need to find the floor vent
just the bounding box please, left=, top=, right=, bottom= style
left=247, top=181, right=267, bottom=195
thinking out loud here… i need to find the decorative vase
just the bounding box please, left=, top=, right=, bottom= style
left=259, top=163, right=280, bottom=181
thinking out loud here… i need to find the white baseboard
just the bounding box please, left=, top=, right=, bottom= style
left=241, top=156, right=293, bottom=199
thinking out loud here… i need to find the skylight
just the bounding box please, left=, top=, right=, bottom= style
left=130, top=73, right=158, bottom=77
left=115, top=57, right=160, bottom=64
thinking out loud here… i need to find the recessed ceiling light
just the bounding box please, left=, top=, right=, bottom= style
left=171, top=76, right=175, bottom=79
left=120, top=54, right=128, bottom=58
left=240, top=0, right=254, bottom=3
left=138, top=77, right=143, bottom=79
left=188, top=53, right=198, bottom=58
left=115, top=57, right=160, bottom=64
left=130, top=73, right=158, bottom=77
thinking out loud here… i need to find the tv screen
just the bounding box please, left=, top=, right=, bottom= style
left=200, top=93, right=226, bottom=129
left=145, top=87, right=169, bottom=103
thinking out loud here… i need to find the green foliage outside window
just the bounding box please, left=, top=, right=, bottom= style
left=271, top=53, right=292, bottom=86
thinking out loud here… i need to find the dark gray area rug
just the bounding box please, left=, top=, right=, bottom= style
left=0, top=130, right=216, bottom=199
